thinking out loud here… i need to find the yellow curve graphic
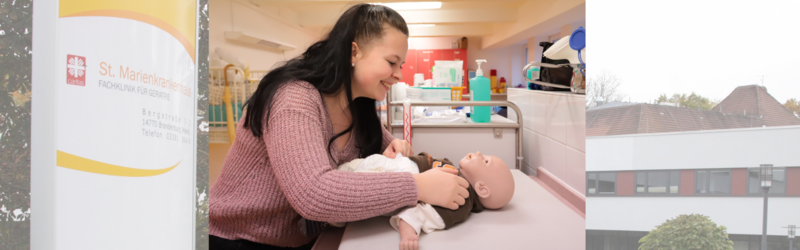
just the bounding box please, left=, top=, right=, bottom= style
left=57, top=150, right=179, bottom=177
left=59, top=0, right=196, bottom=62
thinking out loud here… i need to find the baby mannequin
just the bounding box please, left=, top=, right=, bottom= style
left=393, top=152, right=515, bottom=250
left=327, top=151, right=515, bottom=250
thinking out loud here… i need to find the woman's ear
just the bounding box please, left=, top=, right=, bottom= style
left=474, top=182, right=491, bottom=199
left=351, top=42, right=361, bottom=65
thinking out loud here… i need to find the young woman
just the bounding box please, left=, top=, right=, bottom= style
left=209, top=4, right=470, bottom=250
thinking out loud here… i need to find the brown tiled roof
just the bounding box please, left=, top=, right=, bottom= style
left=711, top=85, right=800, bottom=126
left=587, top=85, right=800, bottom=137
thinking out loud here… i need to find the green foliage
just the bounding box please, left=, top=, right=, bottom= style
left=785, top=98, right=800, bottom=117
left=0, top=0, right=32, bottom=249
left=655, top=92, right=718, bottom=111
left=639, top=214, right=734, bottom=250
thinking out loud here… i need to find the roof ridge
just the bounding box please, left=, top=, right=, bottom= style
left=712, top=87, right=737, bottom=112
left=587, top=102, right=640, bottom=111
left=758, top=86, right=800, bottom=121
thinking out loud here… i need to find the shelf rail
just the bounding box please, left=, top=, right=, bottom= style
left=386, top=100, right=524, bottom=170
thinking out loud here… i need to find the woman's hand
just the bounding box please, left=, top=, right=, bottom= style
left=413, top=168, right=469, bottom=210
left=383, top=139, right=413, bottom=158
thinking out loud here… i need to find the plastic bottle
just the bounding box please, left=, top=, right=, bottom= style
left=393, top=82, right=408, bottom=101
left=490, top=69, right=497, bottom=93
left=469, top=59, right=491, bottom=123
left=499, top=77, right=507, bottom=93
left=527, top=66, right=540, bottom=81
left=414, top=73, right=424, bottom=86
left=392, top=82, right=408, bottom=120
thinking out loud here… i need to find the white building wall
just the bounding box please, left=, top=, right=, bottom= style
left=587, top=197, right=800, bottom=236
left=587, top=126, right=800, bottom=236
left=587, top=126, right=800, bottom=171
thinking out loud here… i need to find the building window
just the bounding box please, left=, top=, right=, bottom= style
left=695, top=170, right=731, bottom=195
left=635, top=171, right=680, bottom=195
left=747, top=168, right=786, bottom=195
left=587, top=172, right=616, bottom=195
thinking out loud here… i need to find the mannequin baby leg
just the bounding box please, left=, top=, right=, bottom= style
left=398, top=219, right=419, bottom=250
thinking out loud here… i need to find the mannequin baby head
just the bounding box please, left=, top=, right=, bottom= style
left=458, top=152, right=515, bottom=209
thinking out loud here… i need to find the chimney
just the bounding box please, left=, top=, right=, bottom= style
left=596, top=97, right=605, bottom=107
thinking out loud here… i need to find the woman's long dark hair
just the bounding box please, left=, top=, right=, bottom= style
left=243, top=4, right=408, bottom=162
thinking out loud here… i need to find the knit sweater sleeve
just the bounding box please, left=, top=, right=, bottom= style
left=265, top=85, right=418, bottom=223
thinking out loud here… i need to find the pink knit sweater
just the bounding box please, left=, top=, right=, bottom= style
left=209, top=81, right=418, bottom=247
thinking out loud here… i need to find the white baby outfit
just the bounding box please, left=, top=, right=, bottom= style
left=334, top=153, right=447, bottom=234
left=337, top=153, right=420, bottom=174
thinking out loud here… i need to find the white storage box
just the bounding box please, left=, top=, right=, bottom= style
left=418, top=87, right=451, bottom=112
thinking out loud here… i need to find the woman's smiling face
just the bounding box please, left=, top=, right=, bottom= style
left=351, top=24, right=408, bottom=102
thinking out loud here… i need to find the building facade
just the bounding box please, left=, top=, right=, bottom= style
left=586, top=86, right=800, bottom=250
left=586, top=126, right=800, bottom=250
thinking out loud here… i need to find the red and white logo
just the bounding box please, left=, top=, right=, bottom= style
left=66, top=55, right=86, bottom=86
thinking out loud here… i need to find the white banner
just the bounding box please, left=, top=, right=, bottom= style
left=49, top=2, right=197, bottom=249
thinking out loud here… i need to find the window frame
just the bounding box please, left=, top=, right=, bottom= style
left=525, top=46, right=529, bottom=64
left=634, top=170, right=681, bottom=196
left=694, top=169, right=733, bottom=196
left=587, top=172, right=617, bottom=196
left=745, top=167, right=787, bottom=197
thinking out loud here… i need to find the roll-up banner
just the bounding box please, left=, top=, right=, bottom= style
left=34, top=0, right=198, bottom=249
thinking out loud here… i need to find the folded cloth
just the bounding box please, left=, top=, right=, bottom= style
left=337, top=153, right=419, bottom=174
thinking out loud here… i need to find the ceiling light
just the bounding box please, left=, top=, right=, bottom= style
left=370, top=2, right=442, bottom=10
left=224, top=31, right=296, bottom=51
left=408, top=24, right=435, bottom=27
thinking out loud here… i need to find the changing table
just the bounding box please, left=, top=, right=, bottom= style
left=333, top=170, right=585, bottom=250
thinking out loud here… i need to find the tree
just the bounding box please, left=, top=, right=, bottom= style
left=0, top=0, right=32, bottom=249
left=654, top=92, right=718, bottom=111
left=785, top=98, right=800, bottom=118
left=586, top=71, right=627, bottom=108
left=639, top=214, right=734, bottom=250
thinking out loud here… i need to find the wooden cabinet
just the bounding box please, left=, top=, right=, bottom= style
left=401, top=49, right=417, bottom=86
left=441, top=49, right=454, bottom=60
left=416, top=49, right=439, bottom=80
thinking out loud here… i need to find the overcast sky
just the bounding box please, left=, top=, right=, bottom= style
left=589, top=0, right=800, bottom=104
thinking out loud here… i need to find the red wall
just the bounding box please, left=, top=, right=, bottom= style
left=680, top=170, right=695, bottom=196
left=401, top=49, right=417, bottom=86
left=416, top=49, right=436, bottom=80
left=788, top=167, right=800, bottom=196
left=731, top=168, right=747, bottom=196
left=616, top=171, right=635, bottom=196
left=403, top=49, right=468, bottom=91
